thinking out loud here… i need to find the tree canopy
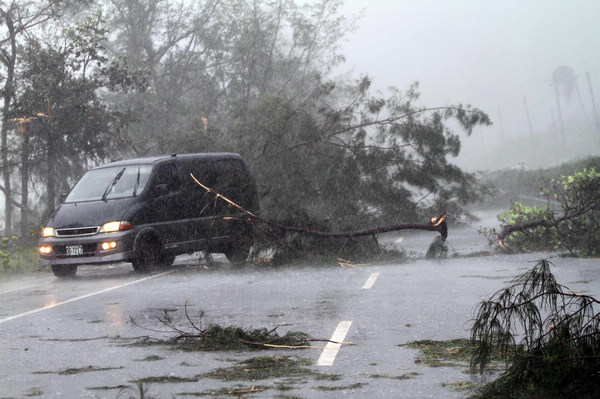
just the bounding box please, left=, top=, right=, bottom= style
left=0, top=0, right=491, bottom=239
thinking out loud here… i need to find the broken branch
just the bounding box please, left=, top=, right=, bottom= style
left=496, top=210, right=589, bottom=249
left=190, top=173, right=448, bottom=240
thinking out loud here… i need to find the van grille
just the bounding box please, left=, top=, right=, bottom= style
left=56, top=227, right=99, bottom=237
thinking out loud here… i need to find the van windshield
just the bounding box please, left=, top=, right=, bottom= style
left=66, top=165, right=153, bottom=203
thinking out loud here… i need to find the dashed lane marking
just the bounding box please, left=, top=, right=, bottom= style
left=317, top=320, right=353, bottom=366
left=0, top=271, right=172, bottom=324
left=361, top=272, right=380, bottom=290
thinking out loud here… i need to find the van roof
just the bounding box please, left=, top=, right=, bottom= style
left=93, top=153, right=243, bottom=169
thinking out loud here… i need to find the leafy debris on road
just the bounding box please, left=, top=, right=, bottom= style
left=130, top=376, right=198, bottom=384
left=201, top=356, right=340, bottom=382
left=129, top=304, right=314, bottom=351
left=176, top=385, right=267, bottom=397
left=368, top=371, right=420, bottom=380
left=401, top=338, right=504, bottom=370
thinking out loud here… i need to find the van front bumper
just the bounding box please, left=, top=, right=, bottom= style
left=38, top=230, right=136, bottom=266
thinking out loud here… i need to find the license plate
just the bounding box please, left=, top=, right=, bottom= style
left=65, top=245, right=83, bottom=256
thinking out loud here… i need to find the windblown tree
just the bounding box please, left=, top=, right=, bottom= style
left=103, top=0, right=491, bottom=233
left=6, top=0, right=491, bottom=249
left=471, top=259, right=600, bottom=398
left=230, top=78, right=490, bottom=226
left=0, top=0, right=62, bottom=235
left=105, top=0, right=221, bottom=155
left=103, top=0, right=352, bottom=156
left=14, top=9, right=145, bottom=226
left=0, top=0, right=104, bottom=235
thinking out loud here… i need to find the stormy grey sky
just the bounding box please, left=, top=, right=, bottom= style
left=337, top=0, right=600, bottom=169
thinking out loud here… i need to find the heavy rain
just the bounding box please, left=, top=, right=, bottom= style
left=1, top=1, right=599, bottom=398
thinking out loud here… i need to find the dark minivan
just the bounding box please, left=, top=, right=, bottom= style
left=38, top=153, right=259, bottom=278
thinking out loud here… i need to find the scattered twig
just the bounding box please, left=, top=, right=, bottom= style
left=129, top=305, right=347, bottom=351
left=228, top=386, right=265, bottom=395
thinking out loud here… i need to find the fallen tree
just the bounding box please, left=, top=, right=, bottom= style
left=483, top=168, right=600, bottom=256
left=191, top=173, right=448, bottom=261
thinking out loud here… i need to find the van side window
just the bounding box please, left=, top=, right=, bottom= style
left=154, top=163, right=180, bottom=193
left=188, top=160, right=217, bottom=188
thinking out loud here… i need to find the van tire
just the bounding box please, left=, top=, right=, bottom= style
left=224, top=234, right=252, bottom=264
left=164, top=255, right=176, bottom=267
left=52, top=265, right=77, bottom=278
left=132, top=235, right=166, bottom=273
left=224, top=247, right=248, bottom=264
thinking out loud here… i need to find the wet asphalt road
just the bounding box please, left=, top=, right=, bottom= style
left=1, top=215, right=599, bottom=398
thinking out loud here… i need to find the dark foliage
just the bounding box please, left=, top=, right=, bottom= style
left=470, top=259, right=600, bottom=398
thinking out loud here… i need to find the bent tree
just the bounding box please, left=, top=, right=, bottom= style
left=471, top=259, right=600, bottom=398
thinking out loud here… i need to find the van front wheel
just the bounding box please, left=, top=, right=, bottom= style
left=52, top=265, right=77, bottom=278
left=132, top=236, right=166, bottom=273
left=224, top=237, right=252, bottom=265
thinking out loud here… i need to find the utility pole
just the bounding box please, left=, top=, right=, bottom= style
left=550, top=107, right=557, bottom=136
left=555, top=86, right=565, bottom=140
left=585, top=71, right=600, bottom=133
left=523, top=96, right=533, bottom=136
left=497, top=107, right=505, bottom=143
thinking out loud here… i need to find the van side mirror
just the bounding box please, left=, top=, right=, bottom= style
left=151, top=183, right=169, bottom=197
left=60, top=193, right=68, bottom=203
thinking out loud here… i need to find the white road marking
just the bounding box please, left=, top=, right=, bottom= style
left=317, top=320, right=353, bottom=366
left=361, top=272, right=380, bottom=290
left=0, top=271, right=172, bottom=324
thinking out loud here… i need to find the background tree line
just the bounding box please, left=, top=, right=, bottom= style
left=0, top=0, right=490, bottom=241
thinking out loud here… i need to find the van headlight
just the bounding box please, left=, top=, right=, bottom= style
left=41, top=227, right=56, bottom=237
left=39, top=245, right=53, bottom=254
left=99, top=221, right=134, bottom=233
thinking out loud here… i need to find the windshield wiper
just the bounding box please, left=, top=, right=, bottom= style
left=101, top=167, right=126, bottom=201
left=132, top=167, right=141, bottom=197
